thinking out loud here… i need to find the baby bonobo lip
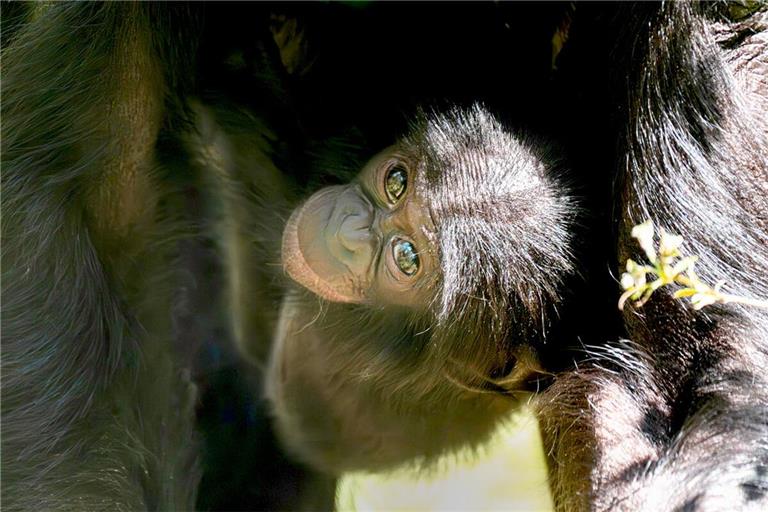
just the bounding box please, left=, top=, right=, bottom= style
left=282, top=186, right=369, bottom=304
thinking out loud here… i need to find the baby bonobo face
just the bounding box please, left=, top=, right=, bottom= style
left=284, top=104, right=575, bottom=321
left=282, top=147, right=438, bottom=308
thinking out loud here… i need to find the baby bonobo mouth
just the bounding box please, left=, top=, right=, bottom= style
left=328, top=186, right=376, bottom=273
left=282, top=185, right=377, bottom=303
left=282, top=186, right=369, bottom=304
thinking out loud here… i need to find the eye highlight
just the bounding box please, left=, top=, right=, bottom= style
left=392, top=238, right=419, bottom=276
left=384, top=164, right=408, bottom=204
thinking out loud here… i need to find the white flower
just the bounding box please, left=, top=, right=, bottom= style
left=659, top=229, right=684, bottom=258
left=621, top=259, right=647, bottom=290
left=631, top=220, right=656, bottom=263
left=691, top=292, right=718, bottom=310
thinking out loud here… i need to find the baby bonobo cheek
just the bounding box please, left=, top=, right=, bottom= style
left=282, top=184, right=376, bottom=303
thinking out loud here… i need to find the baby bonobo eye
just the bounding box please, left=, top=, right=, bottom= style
left=392, top=238, right=419, bottom=276
left=384, top=164, right=408, bottom=204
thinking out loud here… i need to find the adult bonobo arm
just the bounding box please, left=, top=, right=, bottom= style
left=1, top=4, right=200, bottom=509
left=539, top=3, right=768, bottom=510
left=267, top=105, right=577, bottom=473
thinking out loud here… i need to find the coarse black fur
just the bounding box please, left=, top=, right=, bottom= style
left=1, top=3, right=340, bottom=511
left=538, top=2, right=768, bottom=510
left=1, top=4, right=201, bottom=510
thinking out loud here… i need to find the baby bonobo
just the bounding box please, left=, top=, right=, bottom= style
left=268, top=105, right=576, bottom=473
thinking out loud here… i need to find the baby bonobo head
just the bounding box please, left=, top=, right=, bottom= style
left=273, top=105, right=575, bottom=472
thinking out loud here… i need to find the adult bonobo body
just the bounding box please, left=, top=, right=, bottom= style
left=266, top=106, right=577, bottom=472
left=538, top=2, right=768, bottom=510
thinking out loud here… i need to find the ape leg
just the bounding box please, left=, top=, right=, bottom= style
left=1, top=4, right=200, bottom=509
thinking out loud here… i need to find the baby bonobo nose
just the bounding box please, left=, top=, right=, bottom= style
left=339, top=211, right=373, bottom=252
left=335, top=189, right=374, bottom=253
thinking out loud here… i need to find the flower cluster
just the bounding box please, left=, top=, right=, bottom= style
left=618, top=220, right=766, bottom=311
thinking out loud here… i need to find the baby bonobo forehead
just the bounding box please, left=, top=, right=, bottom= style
left=406, top=105, right=555, bottom=226
left=400, top=105, right=575, bottom=329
